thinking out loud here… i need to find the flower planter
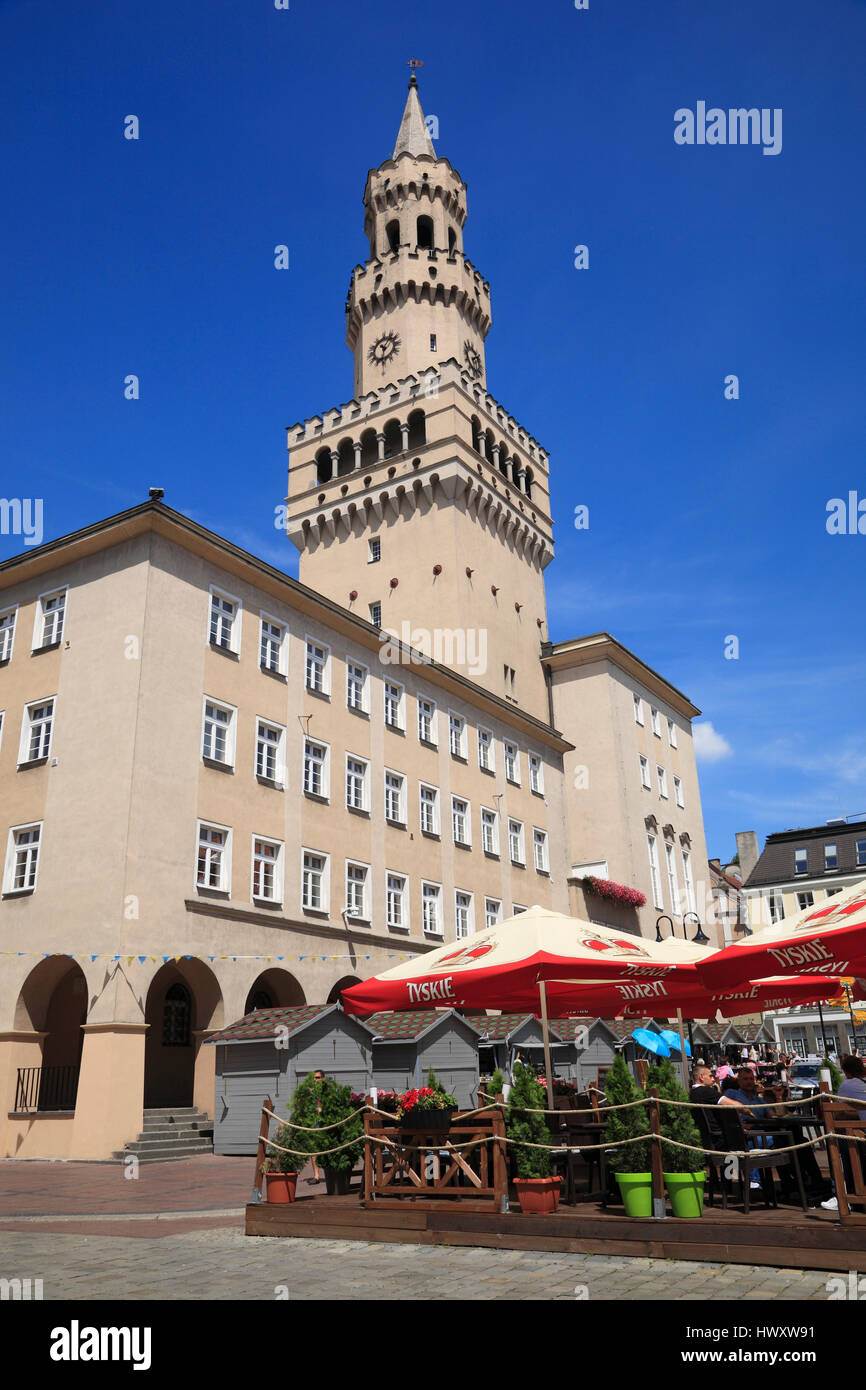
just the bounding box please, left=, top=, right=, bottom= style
left=614, top=1171, right=654, bottom=1218
left=513, top=1176, right=561, bottom=1215
left=324, top=1168, right=352, bottom=1196
left=664, top=1171, right=705, bottom=1218
left=399, top=1107, right=456, bottom=1132
left=264, top=1172, right=298, bottom=1204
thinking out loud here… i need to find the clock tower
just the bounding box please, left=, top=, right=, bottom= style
left=284, top=78, right=555, bottom=721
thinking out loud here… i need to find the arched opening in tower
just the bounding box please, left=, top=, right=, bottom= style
left=416, top=215, right=434, bottom=250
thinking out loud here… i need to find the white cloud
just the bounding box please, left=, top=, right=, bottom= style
left=693, top=721, right=733, bottom=762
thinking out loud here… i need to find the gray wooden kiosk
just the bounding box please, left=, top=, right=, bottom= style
left=207, top=1004, right=376, bottom=1155
left=475, top=1014, right=574, bottom=1080
left=368, top=1009, right=481, bottom=1108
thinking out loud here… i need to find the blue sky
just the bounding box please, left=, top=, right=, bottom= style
left=1, top=0, right=864, bottom=860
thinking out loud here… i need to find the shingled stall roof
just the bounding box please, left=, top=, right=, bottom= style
left=366, top=1009, right=481, bottom=1043
left=745, top=819, right=866, bottom=888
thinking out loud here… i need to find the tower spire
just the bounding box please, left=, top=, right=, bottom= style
left=393, top=64, right=436, bottom=159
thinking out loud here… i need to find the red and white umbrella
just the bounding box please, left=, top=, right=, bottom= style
left=488, top=973, right=846, bottom=1021
left=696, top=880, right=866, bottom=990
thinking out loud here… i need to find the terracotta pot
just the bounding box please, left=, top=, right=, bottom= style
left=513, top=1176, right=561, bottom=1214
left=264, top=1171, right=298, bottom=1204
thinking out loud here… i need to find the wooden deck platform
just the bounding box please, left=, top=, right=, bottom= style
left=246, top=1190, right=866, bottom=1272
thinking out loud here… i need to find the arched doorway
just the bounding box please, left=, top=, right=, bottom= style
left=13, top=957, right=88, bottom=1111
left=244, top=969, right=305, bottom=1014
left=143, top=961, right=223, bottom=1110
left=327, top=976, right=362, bottom=1006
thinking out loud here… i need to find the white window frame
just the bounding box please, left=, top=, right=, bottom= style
left=384, top=768, right=407, bottom=825
left=201, top=697, right=237, bottom=768
left=448, top=711, right=467, bottom=759
left=417, top=695, right=438, bottom=745
left=651, top=707, right=661, bottom=738
left=385, top=870, right=409, bottom=931
left=481, top=806, right=500, bottom=856
left=657, top=766, right=668, bottom=799
left=32, top=587, right=67, bottom=651
left=208, top=586, right=242, bottom=655
left=421, top=880, right=443, bottom=936
left=303, top=737, right=330, bottom=799
left=419, top=782, right=440, bottom=836
left=195, top=820, right=231, bottom=894
left=346, top=658, right=369, bottom=714
left=512, top=903, right=527, bottom=916
left=485, top=897, right=503, bottom=929
left=639, top=754, right=650, bottom=790
left=477, top=726, right=494, bottom=772
left=259, top=611, right=287, bottom=675
left=455, top=889, right=475, bottom=940
left=682, top=849, right=696, bottom=914
left=529, top=752, right=544, bottom=795
left=346, top=753, right=370, bottom=813
left=504, top=741, right=520, bottom=785
left=304, top=636, right=331, bottom=695
left=301, top=847, right=330, bottom=913
left=647, top=834, right=663, bottom=910
left=533, top=827, right=549, bottom=874
left=794, top=847, right=808, bottom=875
left=383, top=678, right=405, bottom=731
left=824, top=842, right=838, bottom=871
left=857, top=839, right=866, bottom=868
left=0, top=604, right=18, bottom=663
left=633, top=694, right=644, bottom=725
left=765, top=890, right=785, bottom=925
left=796, top=890, right=815, bottom=912
left=368, top=602, right=382, bottom=628
left=665, top=841, right=680, bottom=913
left=251, top=835, right=284, bottom=905
left=508, top=818, right=525, bottom=866
left=667, top=717, right=678, bottom=748
left=254, top=717, right=286, bottom=785
left=674, top=775, right=684, bottom=809
left=368, top=537, right=381, bottom=564
left=19, top=696, right=55, bottom=765
left=452, top=795, right=471, bottom=847
left=345, top=860, right=370, bottom=922
left=4, top=821, right=42, bottom=894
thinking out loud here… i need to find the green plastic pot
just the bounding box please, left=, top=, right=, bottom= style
left=614, top=1171, right=654, bottom=1217
left=664, top=1170, right=706, bottom=1218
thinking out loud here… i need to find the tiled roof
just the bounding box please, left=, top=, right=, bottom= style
left=473, top=1013, right=535, bottom=1041
left=745, top=820, right=866, bottom=888
left=207, top=1004, right=337, bottom=1044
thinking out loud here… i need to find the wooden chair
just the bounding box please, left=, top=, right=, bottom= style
left=819, top=1096, right=866, bottom=1220
left=692, top=1103, right=728, bottom=1211
left=714, top=1106, right=807, bottom=1214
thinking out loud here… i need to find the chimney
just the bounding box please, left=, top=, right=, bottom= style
left=735, top=831, right=760, bottom=882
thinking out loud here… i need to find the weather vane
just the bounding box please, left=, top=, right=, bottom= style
left=407, top=57, right=424, bottom=86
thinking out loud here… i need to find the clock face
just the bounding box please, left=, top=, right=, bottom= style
left=463, top=340, right=483, bottom=379
left=368, top=331, right=400, bottom=371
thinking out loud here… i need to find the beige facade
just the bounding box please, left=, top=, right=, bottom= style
left=0, top=78, right=719, bottom=1156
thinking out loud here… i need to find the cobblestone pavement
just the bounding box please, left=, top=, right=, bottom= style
left=0, top=1227, right=838, bottom=1300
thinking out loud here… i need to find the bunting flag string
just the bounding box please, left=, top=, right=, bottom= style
left=1, top=950, right=420, bottom=964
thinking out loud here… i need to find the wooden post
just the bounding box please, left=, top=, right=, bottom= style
left=538, top=981, right=555, bottom=1105
left=362, top=1107, right=374, bottom=1206
left=251, top=1094, right=273, bottom=1205
left=635, top=1058, right=649, bottom=1090
left=648, top=1086, right=666, bottom=1218
left=492, top=1096, right=508, bottom=1213
left=819, top=1093, right=851, bottom=1221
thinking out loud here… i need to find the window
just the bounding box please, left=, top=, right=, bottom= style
left=35, top=589, right=66, bottom=649
left=651, top=707, right=661, bottom=737
left=529, top=753, right=544, bottom=795
left=682, top=849, right=696, bottom=914
left=765, top=891, right=785, bottom=925
left=252, top=838, right=282, bottom=903
left=385, top=770, right=406, bottom=824
left=449, top=712, right=467, bottom=759
left=452, top=796, right=470, bottom=847
left=4, top=823, right=41, bottom=894
left=302, top=850, right=328, bottom=912
left=162, top=984, right=191, bottom=1047
left=345, top=861, right=369, bottom=920
left=419, top=783, right=440, bottom=835
left=196, top=823, right=229, bottom=893
left=533, top=828, right=549, bottom=873
left=255, top=719, right=285, bottom=784
left=422, top=881, right=443, bottom=936
left=455, top=890, right=474, bottom=939
left=368, top=538, right=381, bottom=564
left=796, top=891, right=815, bottom=911
left=657, top=766, right=668, bottom=799
left=259, top=614, right=286, bottom=674
left=346, top=660, right=369, bottom=713
left=508, top=819, right=525, bottom=866
left=305, top=639, right=330, bottom=694
left=202, top=699, right=235, bottom=767
left=485, top=897, right=502, bottom=929
left=639, top=755, right=651, bottom=790
left=512, top=904, right=527, bottom=915
left=430, top=334, right=437, bottom=352
left=346, top=755, right=369, bottom=812
left=826, top=887, right=843, bottom=898
left=633, top=694, right=644, bottom=726
left=386, top=872, right=408, bottom=930
left=20, top=698, right=54, bottom=764
left=209, top=589, right=240, bottom=653
left=824, top=842, right=838, bottom=871
left=0, top=606, right=17, bottom=662
left=369, top=602, right=382, bottom=628
left=384, top=680, right=404, bottom=731
left=857, top=840, right=866, bottom=868
left=674, top=775, right=684, bottom=809
left=794, top=847, right=808, bottom=875
left=481, top=807, right=499, bottom=856
left=303, top=739, right=329, bottom=798
left=504, top=742, right=520, bottom=784
left=478, top=727, right=494, bottom=771
left=417, top=696, right=437, bottom=744
left=647, top=834, right=663, bottom=910
left=667, top=717, right=678, bottom=748
left=665, top=842, right=679, bottom=913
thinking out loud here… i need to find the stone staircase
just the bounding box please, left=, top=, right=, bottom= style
left=113, top=1106, right=214, bottom=1164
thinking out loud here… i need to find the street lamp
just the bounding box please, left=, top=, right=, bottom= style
left=683, top=911, right=710, bottom=945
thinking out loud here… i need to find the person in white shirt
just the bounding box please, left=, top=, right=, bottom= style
left=822, top=1055, right=866, bottom=1211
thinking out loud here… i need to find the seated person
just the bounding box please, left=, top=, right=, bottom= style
left=719, top=1066, right=779, bottom=1119
left=822, top=1055, right=866, bottom=1212
left=689, top=1064, right=722, bottom=1141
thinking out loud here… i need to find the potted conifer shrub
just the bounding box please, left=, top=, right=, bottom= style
left=605, top=1053, right=653, bottom=1217
left=506, top=1061, right=561, bottom=1213
left=261, top=1125, right=302, bottom=1203
left=646, top=1058, right=706, bottom=1217
left=288, top=1073, right=364, bottom=1195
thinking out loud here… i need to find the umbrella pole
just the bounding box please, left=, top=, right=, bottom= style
left=539, top=981, right=555, bottom=1104
left=676, top=1009, right=689, bottom=1089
